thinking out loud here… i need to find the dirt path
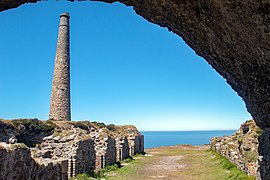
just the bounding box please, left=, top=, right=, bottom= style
left=142, top=145, right=209, bottom=179
left=146, top=155, right=184, bottom=179
left=105, top=145, right=253, bottom=180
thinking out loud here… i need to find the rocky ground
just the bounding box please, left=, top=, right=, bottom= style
left=105, top=145, right=255, bottom=180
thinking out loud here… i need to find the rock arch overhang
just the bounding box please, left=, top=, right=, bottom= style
left=2, top=0, right=269, bottom=129
left=1, top=0, right=270, bottom=179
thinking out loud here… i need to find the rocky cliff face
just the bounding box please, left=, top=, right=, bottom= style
left=0, top=119, right=144, bottom=179
left=211, top=120, right=261, bottom=177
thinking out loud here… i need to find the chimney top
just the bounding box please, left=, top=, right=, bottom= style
left=60, top=12, right=70, bottom=18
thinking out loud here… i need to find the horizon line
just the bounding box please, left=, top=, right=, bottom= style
left=140, top=129, right=237, bottom=132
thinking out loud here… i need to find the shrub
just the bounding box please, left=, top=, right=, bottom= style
left=91, top=121, right=106, bottom=128
left=94, top=162, right=122, bottom=178
left=11, top=119, right=55, bottom=132
left=73, top=121, right=90, bottom=130
left=122, top=157, right=134, bottom=163
left=106, top=124, right=116, bottom=131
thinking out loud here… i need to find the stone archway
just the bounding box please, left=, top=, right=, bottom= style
left=1, top=0, right=270, bottom=179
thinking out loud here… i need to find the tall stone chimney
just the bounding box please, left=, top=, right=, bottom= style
left=49, top=12, right=71, bottom=121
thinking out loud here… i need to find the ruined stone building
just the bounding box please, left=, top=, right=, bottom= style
left=0, top=119, right=144, bottom=179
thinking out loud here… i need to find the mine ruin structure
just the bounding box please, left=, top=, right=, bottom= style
left=2, top=1, right=270, bottom=179
left=0, top=119, right=144, bottom=179
left=49, top=12, right=71, bottom=121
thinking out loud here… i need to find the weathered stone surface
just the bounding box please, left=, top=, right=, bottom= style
left=49, top=12, right=71, bottom=121
left=0, top=142, right=66, bottom=180
left=258, top=129, right=270, bottom=180
left=73, top=139, right=96, bottom=176
left=90, top=128, right=116, bottom=170
left=115, top=136, right=129, bottom=161
left=8, top=137, right=17, bottom=144
left=0, top=119, right=54, bottom=147
left=211, top=120, right=261, bottom=178
left=0, top=142, right=34, bottom=180
left=0, top=119, right=144, bottom=178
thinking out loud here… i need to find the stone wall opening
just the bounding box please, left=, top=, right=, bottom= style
left=1, top=0, right=270, bottom=179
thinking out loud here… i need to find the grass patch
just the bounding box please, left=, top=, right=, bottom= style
left=244, top=150, right=258, bottom=163
left=10, top=119, right=56, bottom=147
left=71, top=162, right=122, bottom=180
left=122, top=157, right=134, bottom=163
left=69, top=173, right=94, bottom=180
left=107, top=146, right=256, bottom=180
left=99, top=162, right=122, bottom=176
left=72, top=121, right=91, bottom=130
left=11, top=119, right=56, bottom=132
left=70, top=147, right=256, bottom=180
left=207, top=149, right=256, bottom=180
left=91, top=121, right=106, bottom=128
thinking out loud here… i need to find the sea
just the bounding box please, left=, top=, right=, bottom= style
left=141, top=130, right=236, bottom=149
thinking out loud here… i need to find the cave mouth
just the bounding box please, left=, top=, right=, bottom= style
left=0, top=1, right=251, bottom=131
left=2, top=0, right=270, bottom=179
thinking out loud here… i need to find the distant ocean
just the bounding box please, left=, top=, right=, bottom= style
left=141, top=130, right=235, bottom=149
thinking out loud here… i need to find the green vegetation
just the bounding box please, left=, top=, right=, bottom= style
left=91, top=121, right=106, bottom=128
left=9, top=119, right=56, bottom=147
left=11, top=119, right=56, bottom=132
left=106, top=124, right=116, bottom=132
left=71, top=146, right=255, bottom=180
left=105, top=147, right=256, bottom=180
left=71, top=155, right=142, bottom=179
left=122, top=157, right=134, bottom=163
left=70, top=162, right=122, bottom=180
left=255, top=128, right=262, bottom=136
left=72, top=121, right=91, bottom=130
left=244, top=150, right=258, bottom=163
left=69, top=173, right=95, bottom=180
left=208, top=150, right=256, bottom=180
left=97, top=162, right=122, bottom=177
left=238, top=137, right=243, bottom=144
left=11, top=143, right=27, bottom=149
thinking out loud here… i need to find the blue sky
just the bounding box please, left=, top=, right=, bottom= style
left=0, top=1, right=251, bottom=130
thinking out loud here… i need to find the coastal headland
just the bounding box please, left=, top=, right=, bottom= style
left=0, top=119, right=259, bottom=179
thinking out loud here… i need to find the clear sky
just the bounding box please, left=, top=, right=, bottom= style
left=0, top=1, right=252, bottom=131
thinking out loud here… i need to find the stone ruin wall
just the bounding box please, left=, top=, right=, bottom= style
left=115, top=136, right=129, bottom=162
left=93, top=135, right=116, bottom=170
left=211, top=120, right=260, bottom=177
left=0, top=119, right=144, bottom=179
left=70, top=139, right=96, bottom=177
left=0, top=142, right=65, bottom=180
